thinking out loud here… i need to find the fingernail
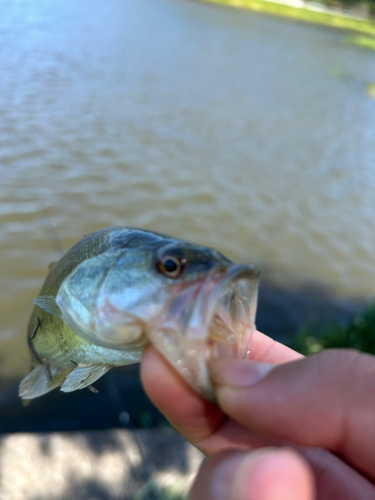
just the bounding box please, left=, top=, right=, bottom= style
left=211, top=448, right=314, bottom=500
left=210, top=453, right=247, bottom=500
left=209, top=358, right=274, bottom=388
left=210, top=448, right=278, bottom=500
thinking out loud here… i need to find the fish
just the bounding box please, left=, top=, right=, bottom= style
left=19, top=227, right=259, bottom=401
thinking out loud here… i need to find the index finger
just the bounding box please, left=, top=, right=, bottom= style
left=140, top=331, right=302, bottom=452
left=250, top=330, right=303, bottom=364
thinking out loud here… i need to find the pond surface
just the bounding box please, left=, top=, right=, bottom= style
left=1, top=0, right=375, bottom=383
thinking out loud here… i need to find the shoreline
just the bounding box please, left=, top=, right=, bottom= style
left=198, top=0, right=375, bottom=37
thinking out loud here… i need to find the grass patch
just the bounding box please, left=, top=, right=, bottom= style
left=365, top=82, right=375, bottom=97
left=287, top=303, right=375, bottom=355
left=345, top=34, right=375, bottom=49
left=200, top=0, right=375, bottom=36
left=135, top=481, right=187, bottom=500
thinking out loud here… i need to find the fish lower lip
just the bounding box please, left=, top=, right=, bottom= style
left=148, top=264, right=260, bottom=401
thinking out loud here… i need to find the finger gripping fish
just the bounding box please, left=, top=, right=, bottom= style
left=20, top=227, right=259, bottom=401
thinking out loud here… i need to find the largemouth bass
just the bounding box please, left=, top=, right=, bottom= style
left=20, top=227, right=259, bottom=401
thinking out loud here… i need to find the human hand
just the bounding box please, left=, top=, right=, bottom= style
left=140, top=330, right=375, bottom=499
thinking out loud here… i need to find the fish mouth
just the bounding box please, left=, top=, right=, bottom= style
left=148, top=264, right=260, bottom=401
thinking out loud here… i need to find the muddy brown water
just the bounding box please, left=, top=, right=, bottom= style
left=1, top=0, right=374, bottom=391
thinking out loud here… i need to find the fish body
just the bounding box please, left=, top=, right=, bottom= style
left=20, top=227, right=259, bottom=400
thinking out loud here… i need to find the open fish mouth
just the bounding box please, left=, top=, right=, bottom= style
left=148, top=264, right=260, bottom=401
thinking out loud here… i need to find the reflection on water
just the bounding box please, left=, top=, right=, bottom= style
left=0, top=0, right=375, bottom=381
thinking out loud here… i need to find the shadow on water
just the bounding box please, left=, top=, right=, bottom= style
left=257, top=280, right=366, bottom=342
left=0, top=365, right=166, bottom=434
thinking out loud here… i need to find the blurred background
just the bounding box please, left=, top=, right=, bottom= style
left=0, top=0, right=374, bottom=497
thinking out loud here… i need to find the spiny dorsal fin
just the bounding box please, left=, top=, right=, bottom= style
left=33, top=295, right=63, bottom=319
left=60, top=365, right=111, bottom=393
left=19, top=364, right=68, bottom=399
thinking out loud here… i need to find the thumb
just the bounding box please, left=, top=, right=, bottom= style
left=209, top=349, right=375, bottom=480
left=189, top=447, right=315, bottom=500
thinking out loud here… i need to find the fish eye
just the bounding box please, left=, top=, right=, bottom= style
left=157, top=255, right=185, bottom=278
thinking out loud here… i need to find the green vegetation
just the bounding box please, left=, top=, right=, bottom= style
left=287, top=303, right=375, bottom=356
left=200, top=0, right=375, bottom=36
left=327, top=0, right=375, bottom=17
left=135, top=481, right=187, bottom=500
left=365, top=82, right=375, bottom=96
left=345, top=34, right=375, bottom=49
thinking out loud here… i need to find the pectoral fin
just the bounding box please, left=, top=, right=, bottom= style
left=33, top=295, right=63, bottom=319
left=19, top=364, right=68, bottom=399
left=60, top=365, right=111, bottom=392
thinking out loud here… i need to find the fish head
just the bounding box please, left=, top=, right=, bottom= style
left=56, top=233, right=259, bottom=400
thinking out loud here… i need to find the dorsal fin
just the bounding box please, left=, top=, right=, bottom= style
left=33, top=295, right=63, bottom=319
left=60, top=365, right=111, bottom=392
